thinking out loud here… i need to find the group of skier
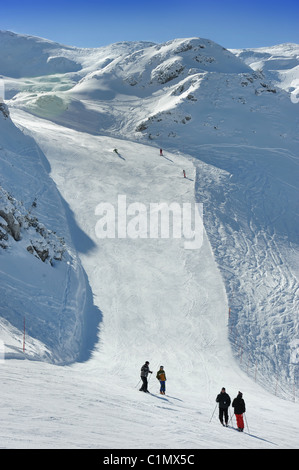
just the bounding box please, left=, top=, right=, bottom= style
left=139, top=363, right=246, bottom=432
left=216, top=387, right=246, bottom=432
left=139, top=361, right=166, bottom=395
left=160, top=148, right=187, bottom=178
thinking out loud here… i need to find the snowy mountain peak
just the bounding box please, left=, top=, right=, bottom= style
left=72, top=36, right=252, bottom=95
left=7, top=32, right=292, bottom=147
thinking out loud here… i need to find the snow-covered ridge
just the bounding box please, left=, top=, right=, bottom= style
left=0, top=104, right=65, bottom=261
left=0, top=95, right=99, bottom=364
left=74, top=37, right=251, bottom=93
left=230, top=43, right=299, bottom=102
left=0, top=30, right=82, bottom=78
left=0, top=30, right=155, bottom=79
left=5, top=32, right=297, bottom=151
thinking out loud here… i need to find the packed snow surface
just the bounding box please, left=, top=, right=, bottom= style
left=0, top=31, right=298, bottom=449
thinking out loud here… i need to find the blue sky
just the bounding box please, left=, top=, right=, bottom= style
left=2, top=0, right=299, bottom=49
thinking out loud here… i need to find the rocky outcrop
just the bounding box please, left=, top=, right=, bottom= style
left=0, top=102, right=10, bottom=119
left=0, top=186, right=65, bottom=264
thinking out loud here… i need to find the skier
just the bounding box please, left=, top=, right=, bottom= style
left=216, top=387, right=231, bottom=427
left=139, top=361, right=152, bottom=393
left=232, top=391, right=246, bottom=431
left=183, top=170, right=186, bottom=178
left=160, top=148, right=163, bottom=156
left=156, top=365, right=166, bottom=394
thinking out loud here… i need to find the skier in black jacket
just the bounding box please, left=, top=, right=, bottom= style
left=216, top=387, right=231, bottom=426
left=139, top=361, right=152, bottom=393
left=232, top=391, right=246, bottom=431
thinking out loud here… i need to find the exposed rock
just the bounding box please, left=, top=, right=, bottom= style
left=0, top=102, right=10, bottom=119
left=0, top=209, right=21, bottom=241
left=0, top=185, right=65, bottom=264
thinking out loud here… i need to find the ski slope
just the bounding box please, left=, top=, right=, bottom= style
left=1, top=109, right=297, bottom=449
left=0, top=32, right=298, bottom=448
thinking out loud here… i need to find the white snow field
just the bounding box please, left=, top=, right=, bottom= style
left=0, top=31, right=298, bottom=449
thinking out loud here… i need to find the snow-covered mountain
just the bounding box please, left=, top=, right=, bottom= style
left=5, top=33, right=298, bottom=149
left=0, top=31, right=298, bottom=449
left=231, top=43, right=299, bottom=102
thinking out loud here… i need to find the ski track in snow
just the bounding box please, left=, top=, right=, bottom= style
left=193, top=144, right=299, bottom=395
left=0, top=358, right=297, bottom=449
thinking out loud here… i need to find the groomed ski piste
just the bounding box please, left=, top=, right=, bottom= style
left=0, top=31, right=298, bottom=449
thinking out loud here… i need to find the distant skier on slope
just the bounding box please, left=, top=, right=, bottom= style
left=156, top=365, right=166, bottom=395
left=216, top=387, right=231, bottom=427
left=139, top=361, right=152, bottom=393
left=232, top=391, right=246, bottom=432
left=160, top=148, right=163, bottom=156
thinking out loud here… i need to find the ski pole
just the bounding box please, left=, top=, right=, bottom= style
left=244, top=413, right=250, bottom=433
left=209, top=404, right=217, bottom=423
left=135, top=378, right=141, bottom=388
left=228, top=408, right=234, bottom=428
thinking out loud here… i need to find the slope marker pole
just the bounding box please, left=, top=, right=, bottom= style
left=23, top=316, right=25, bottom=353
